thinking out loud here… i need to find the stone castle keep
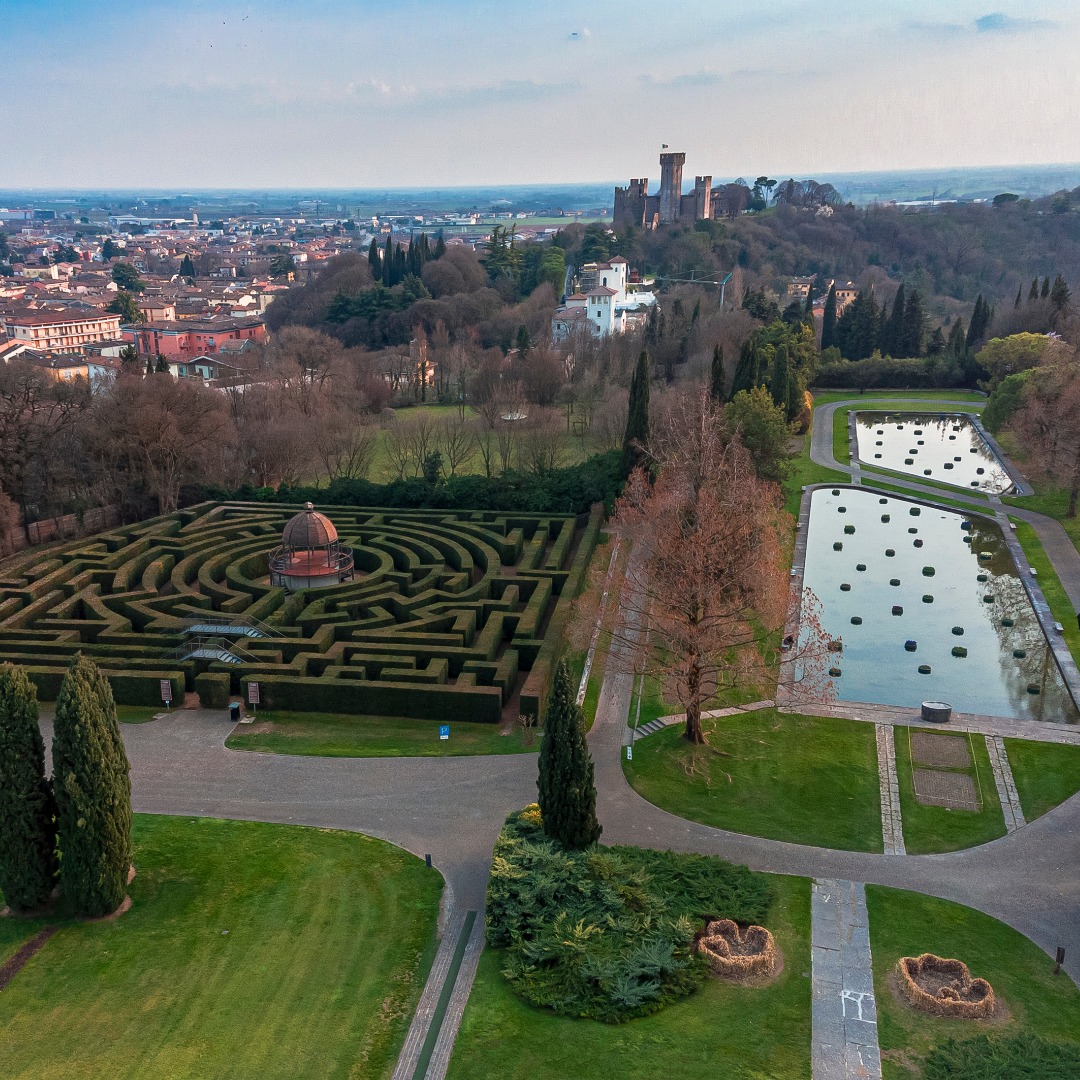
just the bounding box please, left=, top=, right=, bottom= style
left=613, top=151, right=712, bottom=229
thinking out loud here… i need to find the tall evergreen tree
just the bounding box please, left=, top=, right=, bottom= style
left=367, top=237, right=381, bottom=276
left=52, top=655, right=132, bottom=918
left=1015, top=285, right=1023, bottom=309
left=709, top=343, right=725, bottom=402
left=1029, top=278, right=1039, bottom=302
left=804, top=283, right=816, bottom=319
left=536, top=659, right=601, bottom=851
left=0, top=665, right=56, bottom=913
left=729, top=340, right=759, bottom=399
left=622, top=351, right=651, bottom=477
left=382, top=235, right=393, bottom=287
left=966, top=294, right=991, bottom=349
left=785, top=371, right=802, bottom=422
left=902, top=289, right=925, bottom=357
left=947, top=318, right=967, bottom=358
left=1041, top=276, right=1051, bottom=299
left=769, top=345, right=790, bottom=411
left=178, top=254, right=196, bottom=279
left=1050, top=274, right=1071, bottom=313
left=836, top=289, right=880, bottom=360
left=820, top=283, right=838, bottom=351
left=883, top=283, right=906, bottom=357
left=433, top=232, right=446, bottom=259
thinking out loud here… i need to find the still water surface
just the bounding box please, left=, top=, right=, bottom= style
left=800, top=487, right=1076, bottom=722
left=854, top=412, right=1013, bottom=494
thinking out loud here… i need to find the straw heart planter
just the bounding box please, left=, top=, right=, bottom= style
left=695, top=919, right=777, bottom=981
left=897, top=954, right=996, bottom=1019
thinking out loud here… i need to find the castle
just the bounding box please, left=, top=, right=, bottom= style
left=613, top=152, right=712, bottom=229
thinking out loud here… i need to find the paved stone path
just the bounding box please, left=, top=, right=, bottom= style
left=812, top=880, right=881, bottom=1080
left=985, top=735, right=1027, bottom=832
left=875, top=724, right=905, bottom=855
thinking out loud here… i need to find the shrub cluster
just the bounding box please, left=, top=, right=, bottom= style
left=485, top=806, right=772, bottom=1022
left=814, top=355, right=967, bottom=390
left=923, top=1032, right=1080, bottom=1080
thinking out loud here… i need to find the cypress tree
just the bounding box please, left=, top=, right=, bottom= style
left=537, top=659, right=601, bottom=851
left=967, top=294, right=990, bottom=349
left=902, top=289, right=925, bottom=357
left=786, top=371, right=802, bottom=422
left=0, top=664, right=57, bottom=913
left=1041, top=276, right=1051, bottom=299
left=769, top=345, right=790, bottom=410
left=1050, top=275, right=1071, bottom=313
left=52, top=654, right=132, bottom=918
left=947, top=318, right=967, bottom=358
left=1029, top=278, right=1039, bottom=302
left=709, top=343, right=725, bottom=401
left=820, top=283, right=837, bottom=350
left=367, top=237, right=381, bottom=276
left=804, top=283, right=816, bottom=319
left=884, top=284, right=906, bottom=357
left=1015, top=285, right=1023, bottom=309
left=729, top=340, right=758, bottom=399
left=178, top=254, right=196, bottom=279
left=434, top=232, right=446, bottom=259
left=382, top=235, right=393, bottom=286
left=622, top=350, right=651, bottom=477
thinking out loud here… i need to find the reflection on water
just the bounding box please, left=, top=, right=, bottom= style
left=854, top=412, right=1013, bottom=494
left=800, top=487, right=1077, bottom=722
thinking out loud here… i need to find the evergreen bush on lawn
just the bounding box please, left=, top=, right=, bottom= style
left=923, top=1032, right=1080, bottom=1080
left=52, top=654, right=133, bottom=917
left=0, top=663, right=57, bottom=912
left=537, top=658, right=601, bottom=851
left=486, top=805, right=773, bottom=1022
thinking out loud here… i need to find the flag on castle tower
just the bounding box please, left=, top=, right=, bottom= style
left=661, top=143, right=669, bottom=149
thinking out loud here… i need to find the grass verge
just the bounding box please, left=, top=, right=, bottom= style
left=783, top=433, right=848, bottom=516
left=1010, top=518, right=1080, bottom=668
left=226, top=710, right=536, bottom=757
left=810, top=390, right=986, bottom=408
left=115, top=705, right=162, bottom=724
left=893, top=727, right=1006, bottom=854
left=856, top=475, right=992, bottom=512
left=624, top=708, right=883, bottom=852
left=0, top=815, right=442, bottom=1080
left=1004, top=738, right=1080, bottom=820
left=867, top=885, right=1080, bottom=1080
left=448, top=874, right=812, bottom=1080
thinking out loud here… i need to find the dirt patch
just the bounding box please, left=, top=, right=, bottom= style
left=695, top=919, right=781, bottom=984
left=912, top=768, right=980, bottom=810
left=0, top=926, right=58, bottom=991
left=911, top=732, right=972, bottom=769
left=182, top=691, right=201, bottom=709
left=895, top=954, right=999, bottom=1020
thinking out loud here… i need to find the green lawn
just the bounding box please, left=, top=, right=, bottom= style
left=856, top=475, right=992, bottom=512
left=810, top=390, right=987, bottom=408
left=1005, top=738, right=1080, bottom=820
left=0, top=815, right=442, bottom=1080
left=1004, top=488, right=1080, bottom=552
left=867, top=886, right=1080, bottom=1080
left=226, top=710, right=536, bottom=757
left=116, top=705, right=163, bottom=724
left=1011, top=519, right=1080, bottom=668
left=858, top=464, right=991, bottom=503
left=624, top=709, right=883, bottom=852
left=893, top=727, right=1006, bottom=854
left=448, top=874, right=812, bottom=1080
left=783, top=432, right=848, bottom=516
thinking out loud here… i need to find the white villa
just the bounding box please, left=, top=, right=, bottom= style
left=552, top=257, right=657, bottom=342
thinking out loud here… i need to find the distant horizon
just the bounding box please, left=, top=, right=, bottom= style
left=4, top=2, right=1079, bottom=188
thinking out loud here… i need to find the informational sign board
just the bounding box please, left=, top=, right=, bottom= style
left=248, top=682, right=260, bottom=705
left=439, top=725, right=450, bottom=741
left=160, top=679, right=172, bottom=705
left=626, top=745, right=633, bottom=761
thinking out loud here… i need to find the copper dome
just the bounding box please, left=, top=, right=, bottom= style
left=281, top=503, right=339, bottom=549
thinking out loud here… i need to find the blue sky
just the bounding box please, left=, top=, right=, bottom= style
left=2, top=0, right=1078, bottom=187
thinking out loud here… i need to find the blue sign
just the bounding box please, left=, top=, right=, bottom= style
left=439, top=725, right=450, bottom=740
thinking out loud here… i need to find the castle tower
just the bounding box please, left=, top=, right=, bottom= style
left=658, top=152, right=686, bottom=224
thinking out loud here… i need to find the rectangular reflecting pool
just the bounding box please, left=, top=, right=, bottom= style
left=799, top=487, right=1077, bottom=722
left=854, top=412, right=1013, bottom=494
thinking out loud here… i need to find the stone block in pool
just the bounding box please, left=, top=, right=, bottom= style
left=844, top=524, right=856, bottom=534
left=881, top=514, right=890, bottom=522
left=914, top=539, right=924, bottom=548
left=886, top=549, right=896, bottom=557
left=833, top=541, right=843, bottom=550
left=905, top=640, right=917, bottom=652
left=918, top=665, right=932, bottom=674
left=840, top=583, right=851, bottom=591
left=922, top=594, right=934, bottom=603
left=910, top=508, right=921, bottom=516
left=890, top=578, right=901, bottom=586
left=952, top=626, right=964, bottom=636
left=952, top=646, right=968, bottom=658
left=892, top=605, right=904, bottom=615
left=922, top=566, right=935, bottom=576
left=851, top=616, right=862, bottom=624
left=856, top=563, right=867, bottom=571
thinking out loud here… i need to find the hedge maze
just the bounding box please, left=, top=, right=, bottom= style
left=0, top=501, right=601, bottom=721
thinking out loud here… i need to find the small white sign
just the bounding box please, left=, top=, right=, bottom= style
left=626, top=745, right=633, bottom=761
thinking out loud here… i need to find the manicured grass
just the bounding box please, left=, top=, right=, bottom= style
left=625, top=709, right=884, bottom=852
left=867, top=885, right=1080, bottom=1080
left=857, top=475, right=991, bottom=512
left=893, top=727, right=1006, bottom=854
left=0, top=815, right=443, bottom=1080
left=1011, top=518, right=1080, bottom=668
left=810, top=390, right=986, bottom=407
left=1004, top=738, right=1080, bottom=820
left=226, top=710, right=535, bottom=757
left=783, top=433, right=848, bottom=516
left=858, top=464, right=992, bottom=503
left=448, top=874, right=812, bottom=1080
left=115, top=705, right=162, bottom=724
left=1004, top=489, right=1080, bottom=553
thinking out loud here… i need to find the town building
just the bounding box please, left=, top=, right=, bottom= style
left=552, top=257, right=657, bottom=341
left=1, top=308, right=123, bottom=353
left=124, top=316, right=268, bottom=359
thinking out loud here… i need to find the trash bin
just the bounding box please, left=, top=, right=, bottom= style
left=229, top=702, right=241, bottom=722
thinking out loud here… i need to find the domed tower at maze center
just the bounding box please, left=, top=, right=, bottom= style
left=269, top=503, right=354, bottom=591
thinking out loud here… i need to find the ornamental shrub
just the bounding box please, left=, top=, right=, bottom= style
left=0, top=664, right=57, bottom=912
left=52, top=654, right=132, bottom=917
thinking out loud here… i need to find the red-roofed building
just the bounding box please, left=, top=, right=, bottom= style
left=124, top=316, right=268, bottom=359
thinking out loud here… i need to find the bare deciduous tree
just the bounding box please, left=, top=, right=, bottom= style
left=441, top=413, right=477, bottom=476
